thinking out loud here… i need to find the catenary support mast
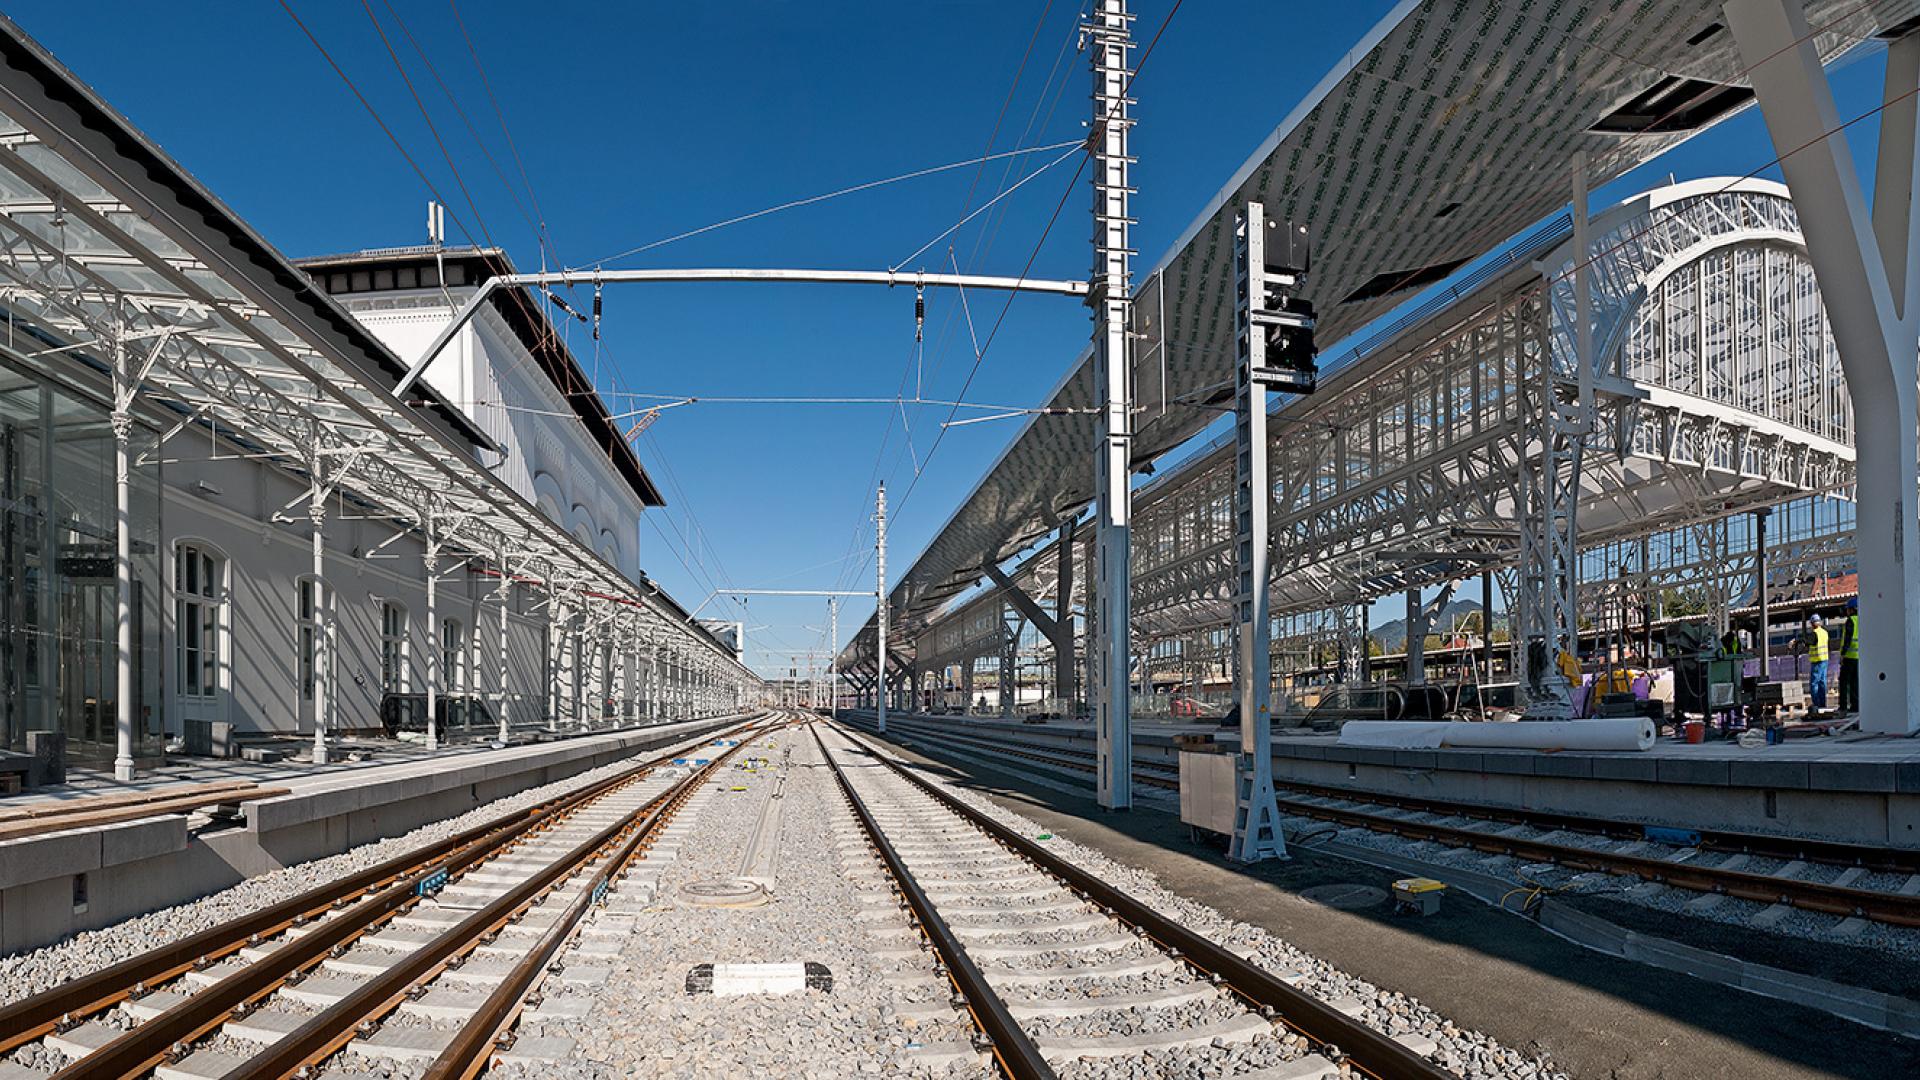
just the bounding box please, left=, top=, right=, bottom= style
left=1089, top=0, right=1135, bottom=810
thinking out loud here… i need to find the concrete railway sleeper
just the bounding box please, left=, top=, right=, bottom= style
left=0, top=719, right=763, bottom=1059
left=0, top=719, right=768, bottom=1080
left=417, top=723, right=778, bottom=1080
left=818, top=721, right=1453, bottom=1080
left=856, top=715, right=1920, bottom=929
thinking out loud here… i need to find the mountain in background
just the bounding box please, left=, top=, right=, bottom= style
left=1369, top=598, right=1503, bottom=652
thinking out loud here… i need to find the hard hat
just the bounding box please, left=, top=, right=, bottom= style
left=1848, top=598, right=1858, bottom=610
left=1809, top=613, right=1823, bottom=623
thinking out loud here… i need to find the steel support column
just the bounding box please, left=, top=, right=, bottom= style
left=1089, top=0, right=1135, bottom=810
left=1229, top=202, right=1283, bottom=862
left=309, top=480, right=332, bottom=766
left=876, top=481, right=889, bottom=735
left=110, top=336, right=136, bottom=782
left=1727, top=0, right=1920, bottom=734
left=424, top=536, right=441, bottom=752
left=495, top=570, right=511, bottom=742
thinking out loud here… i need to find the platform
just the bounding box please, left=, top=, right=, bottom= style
left=0, top=715, right=747, bottom=955
left=878, top=712, right=1920, bottom=852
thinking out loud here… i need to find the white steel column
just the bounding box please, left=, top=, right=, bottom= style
left=309, top=480, right=332, bottom=766
left=649, top=648, right=662, bottom=721
left=575, top=615, right=591, bottom=730
left=496, top=570, right=511, bottom=743
left=829, top=597, right=839, bottom=720
left=1726, top=1, right=1920, bottom=734
left=545, top=591, right=561, bottom=733
left=876, top=481, right=889, bottom=735
left=110, top=330, right=137, bottom=781
left=424, top=536, right=441, bottom=751
left=1229, top=203, right=1283, bottom=862
left=1089, top=0, right=1135, bottom=810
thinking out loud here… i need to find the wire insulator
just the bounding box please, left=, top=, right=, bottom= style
left=592, top=283, right=603, bottom=341
left=914, top=286, right=925, bottom=343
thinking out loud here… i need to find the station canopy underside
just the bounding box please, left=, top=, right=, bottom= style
left=904, top=180, right=1861, bottom=671
left=0, top=17, right=748, bottom=677
left=845, top=0, right=1920, bottom=670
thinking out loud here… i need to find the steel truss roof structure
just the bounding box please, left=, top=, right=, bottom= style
left=0, top=17, right=754, bottom=691
left=841, top=0, right=1920, bottom=677
left=894, top=180, right=1862, bottom=688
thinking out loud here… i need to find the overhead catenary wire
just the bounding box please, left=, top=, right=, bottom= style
left=855, top=0, right=1890, bottom=651
left=448, top=0, right=559, bottom=268
left=286, top=1, right=758, bottom=630
left=887, top=0, right=1183, bottom=524
left=583, top=140, right=1085, bottom=268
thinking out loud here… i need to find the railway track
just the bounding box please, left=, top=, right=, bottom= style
left=817, top=721, right=1453, bottom=1080
left=856, top=714, right=1920, bottom=930
left=0, top=719, right=766, bottom=1080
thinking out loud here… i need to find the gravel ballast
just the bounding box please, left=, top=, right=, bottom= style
left=846, top=721, right=1571, bottom=1080
left=0, top=725, right=737, bottom=1007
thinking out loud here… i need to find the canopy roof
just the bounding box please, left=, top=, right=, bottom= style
left=0, top=15, right=748, bottom=673
left=848, top=0, right=1920, bottom=666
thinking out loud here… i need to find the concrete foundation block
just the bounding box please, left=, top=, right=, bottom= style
left=98, top=816, right=189, bottom=868
left=0, top=827, right=101, bottom=891
left=25, top=731, right=65, bottom=787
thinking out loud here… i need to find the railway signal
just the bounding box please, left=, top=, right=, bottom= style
left=1235, top=210, right=1317, bottom=395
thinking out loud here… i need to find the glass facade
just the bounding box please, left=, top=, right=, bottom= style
left=0, top=351, right=161, bottom=763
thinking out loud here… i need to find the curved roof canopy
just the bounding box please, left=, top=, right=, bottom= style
left=845, top=0, right=1920, bottom=668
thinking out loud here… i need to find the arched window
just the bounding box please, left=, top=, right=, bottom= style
left=442, top=617, right=465, bottom=694
left=297, top=577, right=321, bottom=703
left=175, top=543, right=222, bottom=699
left=381, top=601, right=409, bottom=693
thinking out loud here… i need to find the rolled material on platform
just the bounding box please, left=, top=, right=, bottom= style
left=1336, top=718, right=1656, bottom=752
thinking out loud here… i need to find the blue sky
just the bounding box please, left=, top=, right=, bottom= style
left=6, top=3, right=1897, bottom=676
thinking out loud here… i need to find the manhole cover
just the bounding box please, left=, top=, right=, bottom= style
left=678, top=879, right=772, bottom=909
left=1300, top=883, right=1388, bottom=909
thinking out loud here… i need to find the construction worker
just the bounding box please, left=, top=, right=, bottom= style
left=1805, top=613, right=1830, bottom=711
left=1555, top=634, right=1582, bottom=714
left=1839, top=599, right=1860, bottom=715
left=1555, top=636, right=1580, bottom=687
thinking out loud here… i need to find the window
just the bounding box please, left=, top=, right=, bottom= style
left=175, top=544, right=220, bottom=699
left=381, top=601, right=409, bottom=694
left=442, top=618, right=465, bottom=693
left=298, top=578, right=320, bottom=702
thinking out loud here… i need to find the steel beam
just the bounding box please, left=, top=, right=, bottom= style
left=1726, top=0, right=1920, bottom=734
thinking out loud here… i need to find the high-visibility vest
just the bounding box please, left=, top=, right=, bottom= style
left=1808, top=625, right=1829, bottom=663
left=1843, top=614, right=1860, bottom=659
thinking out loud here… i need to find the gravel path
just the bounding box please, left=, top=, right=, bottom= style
left=490, top=724, right=988, bottom=1079
left=848, top=721, right=1570, bottom=1080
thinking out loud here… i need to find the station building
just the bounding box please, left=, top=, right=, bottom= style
left=0, top=29, right=747, bottom=775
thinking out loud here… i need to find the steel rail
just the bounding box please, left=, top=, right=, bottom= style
left=834, top=723, right=1452, bottom=1080
left=4, top=716, right=758, bottom=1060
left=859, top=716, right=1920, bottom=927
left=1263, top=776, right=1920, bottom=875
left=422, top=721, right=788, bottom=1080
left=220, top=735, right=759, bottom=1080
left=812, top=723, right=1057, bottom=1080
left=50, top=725, right=762, bottom=1080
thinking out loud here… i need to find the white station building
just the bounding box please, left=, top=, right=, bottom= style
left=0, top=22, right=754, bottom=777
